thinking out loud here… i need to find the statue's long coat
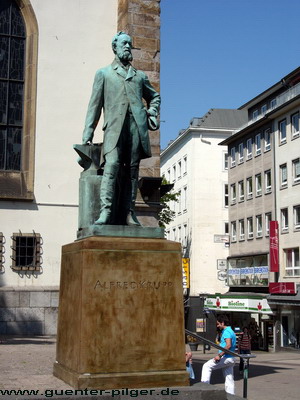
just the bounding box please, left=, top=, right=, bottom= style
left=83, top=59, right=160, bottom=159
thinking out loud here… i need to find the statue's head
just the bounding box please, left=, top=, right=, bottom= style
left=112, top=31, right=133, bottom=63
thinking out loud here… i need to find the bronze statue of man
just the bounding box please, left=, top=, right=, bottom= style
left=82, top=31, right=160, bottom=226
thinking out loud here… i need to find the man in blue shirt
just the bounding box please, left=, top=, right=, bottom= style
left=201, top=315, right=236, bottom=394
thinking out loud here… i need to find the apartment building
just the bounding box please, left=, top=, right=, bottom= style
left=161, top=109, right=247, bottom=333
left=219, top=67, right=300, bottom=351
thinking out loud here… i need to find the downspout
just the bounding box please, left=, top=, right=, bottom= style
left=272, top=121, right=279, bottom=284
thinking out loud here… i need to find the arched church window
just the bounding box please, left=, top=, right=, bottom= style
left=0, top=0, right=37, bottom=200
left=0, top=0, right=26, bottom=171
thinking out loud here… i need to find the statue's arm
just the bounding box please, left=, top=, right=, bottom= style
left=82, top=70, right=104, bottom=144
left=142, top=74, right=161, bottom=117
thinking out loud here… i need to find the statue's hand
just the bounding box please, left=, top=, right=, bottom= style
left=82, top=135, right=93, bottom=145
left=147, top=108, right=157, bottom=117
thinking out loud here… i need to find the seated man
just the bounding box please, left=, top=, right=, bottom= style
left=201, top=315, right=236, bottom=395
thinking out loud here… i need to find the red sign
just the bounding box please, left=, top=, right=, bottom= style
left=269, top=282, right=297, bottom=294
left=269, top=221, right=279, bottom=272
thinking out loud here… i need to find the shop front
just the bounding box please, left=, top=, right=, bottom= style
left=204, top=294, right=274, bottom=351
left=268, top=286, right=300, bottom=351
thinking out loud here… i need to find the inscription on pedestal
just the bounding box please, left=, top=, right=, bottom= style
left=94, top=280, right=173, bottom=290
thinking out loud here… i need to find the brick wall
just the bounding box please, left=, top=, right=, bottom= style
left=118, top=0, right=161, bottom=178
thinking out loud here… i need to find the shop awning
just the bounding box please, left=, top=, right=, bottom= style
left=204, top=293, right=273, bottom=314
left=267, top=291, right=300, bottom=306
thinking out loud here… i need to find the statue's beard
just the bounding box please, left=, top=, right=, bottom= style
left=117, top=50, right=133, bottom=62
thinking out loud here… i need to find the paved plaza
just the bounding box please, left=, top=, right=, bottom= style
left=0, top=336, right=300, bottom=399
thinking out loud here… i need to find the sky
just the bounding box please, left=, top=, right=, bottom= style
left=160, top=0, right=300, bottom=149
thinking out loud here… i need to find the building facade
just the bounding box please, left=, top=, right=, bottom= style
left=219, top=67, right=300, bottom=351
left=0, top=0, right=161, bottom=335
left=160, top=109, right=247, bottom=334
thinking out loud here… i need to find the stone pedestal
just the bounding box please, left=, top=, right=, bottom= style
left=54, top=236, right=189, bottom=389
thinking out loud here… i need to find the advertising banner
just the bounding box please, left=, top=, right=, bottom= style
left=196, top=318, right=206, bottom=332
left=270, top=221, right=279, bottom=272
left=205, top=295, right=273, bottom=314
left=269, top=282, right=296, bottom=294
left=182, top=258, right=190, bottom=289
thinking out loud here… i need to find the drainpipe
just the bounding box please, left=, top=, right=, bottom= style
left=272, top=121, right=279, bottom=283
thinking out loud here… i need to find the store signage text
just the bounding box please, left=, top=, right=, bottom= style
left=269, top=282, right=296, bottom=294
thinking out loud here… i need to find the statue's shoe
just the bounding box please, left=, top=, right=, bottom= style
left=94, top=210, right=111, bottom=225
left=126, top=211, right=141, bottom=227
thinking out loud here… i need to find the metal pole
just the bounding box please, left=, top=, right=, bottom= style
left=243, top=357, right=249, bottom=398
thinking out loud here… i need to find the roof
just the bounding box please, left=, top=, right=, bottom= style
left=238, top=65, right=300, bottom=110
left=189, top=108, right=247, bottom=130
left=161, top=109, right=247, bottom=154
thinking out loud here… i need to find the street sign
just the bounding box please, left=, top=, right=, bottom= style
left=217, top=259, right=227, bottom=270
left=214, top=234, right=229, bottom=243
left=218, top=270, right=227, bottom=281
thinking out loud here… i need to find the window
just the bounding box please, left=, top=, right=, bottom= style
left=291, top=112, right=299, bottom=138
left=172, top=164, right=176, bottom=181
left=281, top=208, right=289, bottom=232
left=255, top=133, right=261, bottom=155
left=172, top=227, right=176, bottom=241
left=183, top=186, right=187, bottom=211
left=284, top=248, right=300, bottom=277
left=247, top=217, right=253, bottom=239
left=256, top=214, right=262, bottom=237
left=183, top=224, right=187, bottom=247
left=252, top=109, right=259, bottom=121
left=279, top=119, right=287, bottom=144
left=247, top=177, right=253, bottom=199
left=224, top=222, right=229, bottom=235
left=223, top=152, right=228, bottom=170
left=177, top=189, right=181, bottom=214
left=238, top=143, right=244, bottom=163
left=183, top=156, right=187, bottom=175
left=0, top=0, right=37, bottom=200
left=238, top=180, right=244, bottom=202
left=292, top=158, right=300, bottom=184
left=246, top=138, right=252, bottom=159
left=280, top=164, right=288, bottom=188
left=230, top=147, right=236, bottom=167
left=270, top=98, right=276, bottom=109
left=265, top=212, right=271, bottom=236
left=0, top=1, right=26, bottom=171
left=264, top=129, right=271, bottom=151
left=177, top=160, right=182, bottom=179
left=294, top=205, right=300, bottom=230
left=239, top=219, right=245, bottom=241
left=224, top=184, right=229, bottom=207
left=11, top=232, right=42, bottom=271
left=167, top=169, right=170, bottom=182
left=265, top=170, right=271, bottom=193
left=178, top=225, right=182, bottom=243
left=255, top=173, right=262, bottom=196
left=261, top=104, right=267, bottom=115
left=231, top=221, right=237, bottom=242
left=230, top=183, right=236, bottom=204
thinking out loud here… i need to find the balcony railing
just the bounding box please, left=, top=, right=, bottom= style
left=234, top=82, right=300, bottom=133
